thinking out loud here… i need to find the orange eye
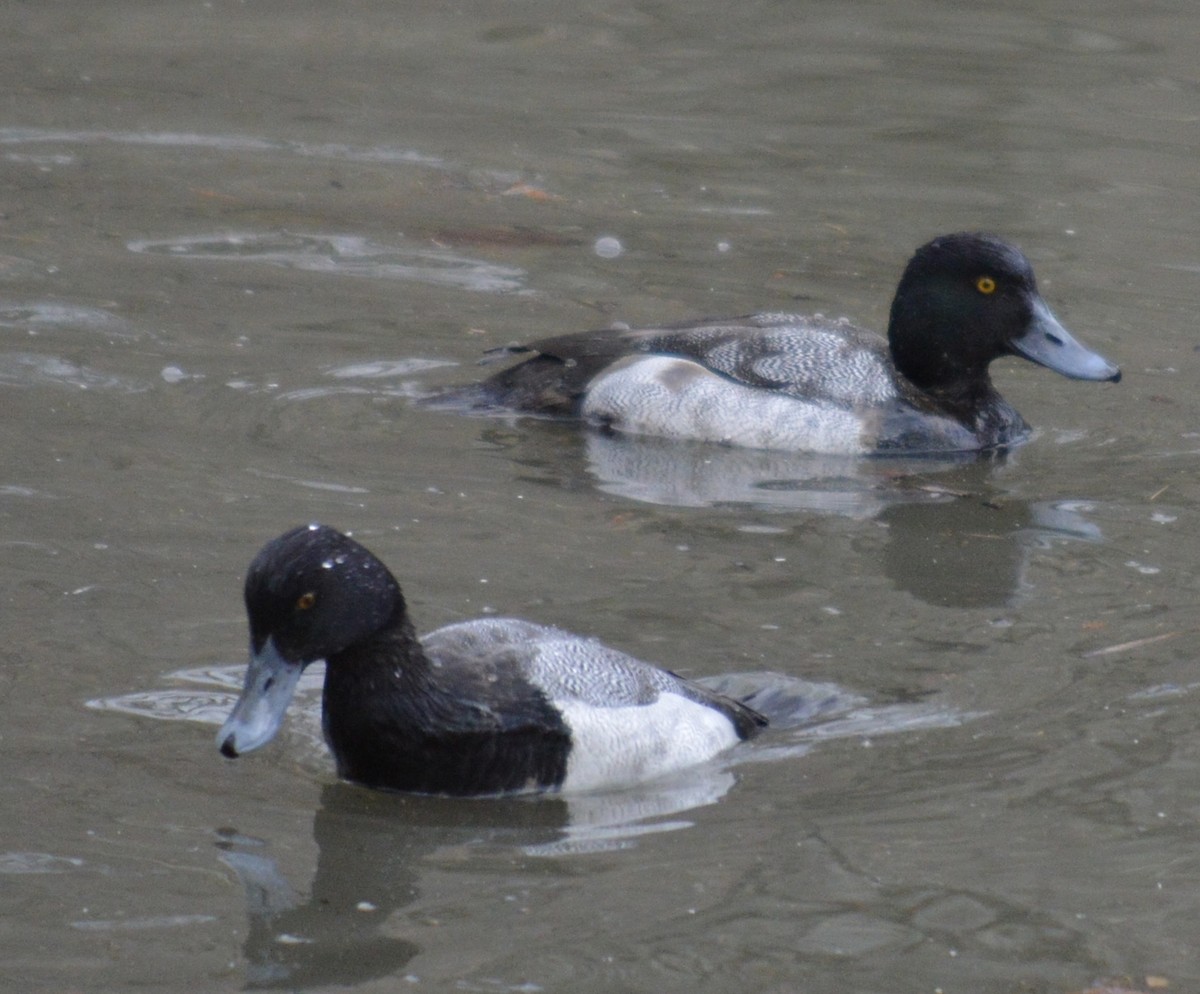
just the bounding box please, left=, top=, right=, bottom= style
left=975, top=275, right=997, bottom=295
left=296, top=592, right=316, bottom=611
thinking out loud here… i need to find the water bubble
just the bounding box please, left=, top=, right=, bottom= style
left=593, top=236, right=623, bottom=259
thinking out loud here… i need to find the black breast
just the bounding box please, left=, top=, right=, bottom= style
left=321, top=639, right=573, bottom=796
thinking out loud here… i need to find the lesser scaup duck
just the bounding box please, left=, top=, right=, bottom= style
left=442, top=233, right=1120, bottom=454
left=217, top=524, right=766, bottom=795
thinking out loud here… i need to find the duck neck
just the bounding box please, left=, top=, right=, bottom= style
left=918, top=374, right=998, bottom=415
left=919, top=376, right=1028, bottom=447
left=890, top=333, right=995, bottom=399
left=320, top=614, right=445, bottom=751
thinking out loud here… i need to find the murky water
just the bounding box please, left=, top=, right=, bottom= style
left=5, top=2, right=1200, bottom=991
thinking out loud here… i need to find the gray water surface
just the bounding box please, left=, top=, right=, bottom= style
left=5, top=3, right=1200, bottom=992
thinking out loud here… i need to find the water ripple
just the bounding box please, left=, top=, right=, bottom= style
left=71, top=914, right=217, bottom=931
left=327, top=358, right=455, bottom=380
left=86, top=664, right=324, bottom=725
left=0, top=851, right=85, bottom=874
left=0, top=302, right=138, bottom=339
left=0, top=353, right=148, bottom=392
left=127, top=232, right=526, bottom=293
left=0, top=127, right=443, bottom=167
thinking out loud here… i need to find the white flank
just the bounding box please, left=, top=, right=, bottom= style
left=557, top=692, right=742, bottom=793
left=582, top=356, right=868, bottom=453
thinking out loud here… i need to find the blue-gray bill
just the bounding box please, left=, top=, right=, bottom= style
left=1011, top=298, right=1121, bottom=382
left=217, top=637, right=306, bottom=758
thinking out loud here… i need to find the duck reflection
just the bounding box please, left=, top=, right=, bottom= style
left=217, top=789, right=555, bottom=989
left=507, top=426, right=1105, bottom=608
left=590, top=432, right=1105, bottom=607
left=879, top=498, right=1102, bottom=608
left=217, top=768, right=738, bottom=989
left=582, top=429, right=983, bottom=516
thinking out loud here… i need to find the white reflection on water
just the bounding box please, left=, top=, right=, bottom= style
left=127, top=232, right=526, bottom=293
left=0, top=852, right=85, bottom=874
left=243, top=468, right=372, bottom=494
left=0, top=127, right=444, bottom=167
left=326, top=358, right=455, bottom=380
left=70, top=914, right=217, bottom=932
left=0, top=302, right=137, bottom=339
left=275, top=358, right=457, bottom=403
left=0, top=353, right=148, bottom=392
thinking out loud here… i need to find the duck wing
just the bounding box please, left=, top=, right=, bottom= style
left=628, top=314, right=899, bottom=409
left=472, top=314, right=898, bottom=414
left=423, top=619, right=766, bottom=740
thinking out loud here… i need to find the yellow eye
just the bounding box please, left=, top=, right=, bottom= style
left=976, top=275, right=997, bottom=295
left=296, top=592, right=316, bottom=611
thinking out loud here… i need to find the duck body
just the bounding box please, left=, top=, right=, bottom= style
left=217, top=525, right=765, bottom=796
left=445, top=234, right=1120, bottom=455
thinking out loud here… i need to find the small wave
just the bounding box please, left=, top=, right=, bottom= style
left=0, top=302, right=137, bottom=339
left=0, top=353, right=148, bottom=392
left=127, top=232, right=526, bottom=293
left=327, top=358, right=455, bottom=380
left=0, top=127, right=443, bottom=167
left=0, top=851, right=85, bottom=874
